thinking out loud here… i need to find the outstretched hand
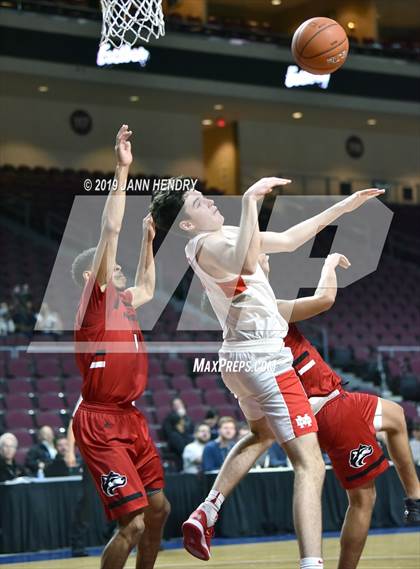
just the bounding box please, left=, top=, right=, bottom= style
left=324, top=253, right=351, bottom=270
left=115, top=124, right=133, bottom=167
left=340, top=188, right=385, bottom=213
left=243, top=177, right=292, bottom=202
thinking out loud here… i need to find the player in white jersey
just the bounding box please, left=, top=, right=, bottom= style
left=150, top=178, right=384, bottom=569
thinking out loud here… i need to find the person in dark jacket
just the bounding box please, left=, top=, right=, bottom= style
left=0, top=432, right=27, bottom=482
left=202, top=416, right=237, bottom=472
left=163, top=397, right=194, bottom=440
left=45, top=435, right=73, bottom=477
left=204, top=408, right=220, bottom=440
left=166, top=414, right=194, bottom=471
left=25, top=425, right=57, bottom=476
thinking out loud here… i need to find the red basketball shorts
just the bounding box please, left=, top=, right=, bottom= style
left=317, top=391, right=389, bottom=490
left=219, top=349, right=318, bottom=444
left=73, top=401, right=164, bottom=520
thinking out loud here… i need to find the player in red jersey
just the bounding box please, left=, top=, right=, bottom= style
left=188, top=253, right=419, bottom=568
left=71, top=125, right=170, bottom=569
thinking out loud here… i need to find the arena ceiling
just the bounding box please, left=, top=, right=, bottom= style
left=207, top=0, right=420, bottom=30
left=2, top=70, right=418, bottom=137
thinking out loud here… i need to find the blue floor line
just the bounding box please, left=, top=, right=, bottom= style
left=1, top=527, right=418, bottom=565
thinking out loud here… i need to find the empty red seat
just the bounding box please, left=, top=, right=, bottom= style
left=204, top=390, right=229, bottom=407
left=171, top=375, right=194, bottom=391
left=153, top=390, right=175, bottom=407
left=155, top=406, right=171, bottom=424
left=164, top=359, right=187, bottom=376
left=14, top=429, right=34, bottom=448
left=35, top=411, right=65, bottom=429
left=64, top=377, right=82, bottom=394
left=61, top=356, right=79, bottom=376
left=187, top=405, right=207, bottom=423
left=38, top=393, right=66, bottom=411
left=5, top=410, right=35, bottom=430
left=354, top=346, right=371, bottom=363
left=8, top=356, right=33, bottom=377
left=5, top=378, right=33, bottom=394
left=4, top=394, right=34, bottom=410
left=35, top=357, right=61, bottom=377
left=148, top=359, right=162, bottom=376
left=400, top=401, right=418, bottom=422
left=147, top=375, right=169, bottom=392
left=37, top=378, right=62, bottom=393
left=410, top=359, right=420, bottom=374
left=195, top=375, right=219, bottom=390
left=181, top=390, right=202, bottom=407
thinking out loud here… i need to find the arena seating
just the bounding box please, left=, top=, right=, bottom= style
left=0, top=165, right=419, bottom=468
left=1, top=1, right=419, bottom=62
left=0, top=349, right=242, bottom=465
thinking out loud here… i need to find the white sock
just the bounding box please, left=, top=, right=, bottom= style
left=206, top=489, right=225, bottom=511
left=198, top=490, right=225, bottom=527
left=300, top=558, right=323, bottom=569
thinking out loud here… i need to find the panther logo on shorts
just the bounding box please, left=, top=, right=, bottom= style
left=101, top=471, right=127, bottom=497
left=349, top=444, right=373, bottom=469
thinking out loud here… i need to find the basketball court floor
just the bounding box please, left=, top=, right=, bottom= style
left=1, top=530, right=418, bottom=569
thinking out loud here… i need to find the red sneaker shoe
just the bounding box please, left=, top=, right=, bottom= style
left=182, top=507, right=216, bottom=561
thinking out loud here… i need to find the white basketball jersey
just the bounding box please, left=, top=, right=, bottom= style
left=185, top=226, right=292, bottom=357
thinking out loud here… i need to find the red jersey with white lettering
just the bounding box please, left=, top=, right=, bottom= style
left=284, top=324, right=342, bottom=397
left=74, top=277, right=148, bottom=405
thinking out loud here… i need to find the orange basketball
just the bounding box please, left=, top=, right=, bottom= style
left=291, top=17, right=349, bottom=75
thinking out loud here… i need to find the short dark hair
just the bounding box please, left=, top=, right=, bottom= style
left=149, top=187, right=188, bottom=233
left=195, top=423, right=210, bottom=434
left=55, top=435, right=67, bottom=444
left=205, top=407, right=219, bottom=420
left=71, top=247, right=96, bottom=287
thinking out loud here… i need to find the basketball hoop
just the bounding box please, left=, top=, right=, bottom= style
left=100, top=0, right=165, bottom=50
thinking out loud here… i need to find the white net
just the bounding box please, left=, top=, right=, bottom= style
left=100, top=0, right=165, bottom=48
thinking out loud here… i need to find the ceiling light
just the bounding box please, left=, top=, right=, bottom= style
left=271, top=0, right=282, bottom=5
left=292, top=112, right=303, bottom=120
left=214, top=104, right=224, bottom=111
left=129, top=95, right=140, bottom=102
left=38, top=85, right=49, bottom=93
left=347, top=21, right=356, bottom=30
left=202, top=119, right=213, bottom=126
left=367, top=118, right=377, bottom=126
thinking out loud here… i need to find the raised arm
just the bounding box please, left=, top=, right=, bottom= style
left=277, top=253, right=350, bottom=323
left=126, top=213, right=156, bottom=309
left=91, top=124, right=133, bottom=289
left=199, top=177, right=291, bottom=276
left=261, top=188, right=385, bottom=254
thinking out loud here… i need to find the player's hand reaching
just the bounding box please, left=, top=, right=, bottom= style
left=340, top=188, right=385, bottom=213
left=324, top=253, right=351, bottom=270
left=115, top=124, right=133, bottom=167
left=243, top=177, right=292, bottom=202
left=143, top=213, right=156, bottom=240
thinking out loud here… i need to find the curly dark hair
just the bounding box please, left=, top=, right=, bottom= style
left=149, top=187, right=189, bottom=233
left=71, top=247, right=96, bottom=287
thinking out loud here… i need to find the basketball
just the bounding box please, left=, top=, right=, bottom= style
left=291, top=17, right=349, bottom=75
